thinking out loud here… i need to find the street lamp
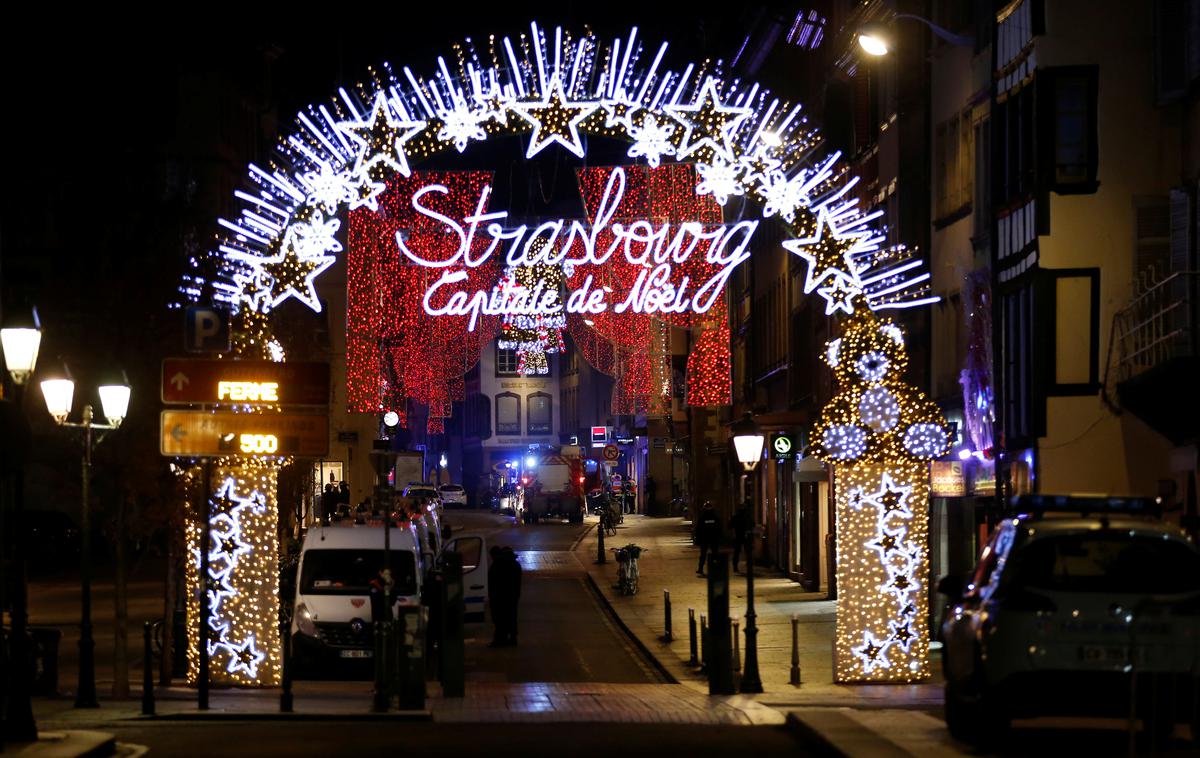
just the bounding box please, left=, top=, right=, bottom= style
left=856, top=15, right=973, bottom=57
left=40, top=365, right=131, bottom=709
left=0, top=306, right=42, bottom=741
left=730, top=412, right=764, bottom=694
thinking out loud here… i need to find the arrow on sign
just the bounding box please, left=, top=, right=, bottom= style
left=170, top=424, right=187, bottom=442
left=169, top=372, right=190, bottom=391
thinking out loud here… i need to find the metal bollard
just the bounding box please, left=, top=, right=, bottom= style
left=732, top=620, right=741, bottom=673
left=596, top=518, right=607, bottom=564
left=661, top=590, right=673, bottom=642
left=141, top=622, right=155, bottom=716
left=699, top=614, right=707, bottom=671
left=687, top=608, right=698, bottom=666
left=790, top=614, right=801, bottom=686
left=280, top=619, right=294, bottom=712
left=372, top=622, right=390, bottom=713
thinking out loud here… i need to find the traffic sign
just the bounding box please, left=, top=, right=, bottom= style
left=160, top=410, right=329, bottom=457
left=602, top=444, right=619, bottom=461
left=185, top=307, right=231, bottom=353
left=161, top=359, right=330, bottom=406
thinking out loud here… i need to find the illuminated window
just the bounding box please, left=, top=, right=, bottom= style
left=527, top=392, right=552, bottom=435
left=495, top=392, right=520, bottom=435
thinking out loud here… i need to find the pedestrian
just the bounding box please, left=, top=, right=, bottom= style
left=729, top=502, right=751, bottom=573
left=319, top=483, right=338, bottom=526
left=645, top=475, right=657, bottom=514
left=338, top=480, right=351, bottom=508
left=368, top=567, right=394, bottom=625
left=501, top=547, right=522, bottom=645
left=488, top=546, right=510, bottom=646
left=696, top=500, right=721, bottom=576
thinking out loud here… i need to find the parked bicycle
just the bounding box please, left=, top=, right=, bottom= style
left=611, top=544, right=646, bottom=595
left=600, top=507, right=619, bottom=536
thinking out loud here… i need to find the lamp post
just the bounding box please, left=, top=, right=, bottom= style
left=41, top=367, right=130, bottom=709
left=1, top=306, right=43, bottom=741
left=730, top=412, right=765, bottom=694
left=856, top=15, right=973, bottom=57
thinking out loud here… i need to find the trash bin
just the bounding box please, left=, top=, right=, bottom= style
left=29, top=627, right=61, bottom=697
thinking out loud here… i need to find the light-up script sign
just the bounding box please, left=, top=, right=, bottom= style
left=403, top=167, right=758, bottom=331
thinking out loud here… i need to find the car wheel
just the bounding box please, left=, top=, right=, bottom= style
left=945, top=678, right=1009, bottom=746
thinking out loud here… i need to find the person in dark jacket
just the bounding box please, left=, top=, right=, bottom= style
left=696, top=501, right=721, bottom=576
left=729, top=502, right=751, bottom=573
left=488, top=546, right=523, bottom=646
left=319, top=483, right=338, bottom=525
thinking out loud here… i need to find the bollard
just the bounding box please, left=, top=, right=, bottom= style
left=280, top=619, right=294, bottom=713
left=661, top=590, right=673, bottom=642
left=699, top=614, right=707, bottom=672
left=596, top=518, right=607, bottom=564
left=372, top=622, right=390, bottom=713
left=687, top=608, right=698, bottom=666
left=141, top=622, right=155, bottom=716
left=790, top=614, right=802, bottom=686
left=732, top=620, right=741, bottom=673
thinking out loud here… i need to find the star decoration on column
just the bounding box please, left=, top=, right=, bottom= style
left=665, top=77, right=753, bottom=163
left=817, top=275, right=862, bottom=316
left=781, top=206, right=874, bottom=296
left=222, top=634, right=267, bottom=678
left=860, top=472, right=914, bottom=520
left=339, top=93, right=427, bottom=178
left=852, top=632, right=892, bottom=673
left=888, top=619, right=917, bottom=652
left=255, top=229, right=336, bottom=313
left=510, top=77, right=597, bottom=159
left=866, top=524, right=907, bottom=561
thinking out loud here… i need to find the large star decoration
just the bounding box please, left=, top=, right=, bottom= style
left=852, top=632, right=892, bottom=673
left=665, top=77, right=752, bottom=162
left=510, top=77, right=596, bottom=159
left=255, top=229, right=336, bottom=313
left=223, top=635, right=266, bottom=678
left=861, top=472, right=914, bottom=521
left=339, top=93, right=426, bottom=178
left=782, top=206, right=873, bottom=295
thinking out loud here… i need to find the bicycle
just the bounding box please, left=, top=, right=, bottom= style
left=611, top=544, right=646, bottom=595
left=600, top=507, right=619, bottom=536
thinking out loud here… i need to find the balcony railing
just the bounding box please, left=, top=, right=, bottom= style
left=1106, top=271, right=1200, bottom=394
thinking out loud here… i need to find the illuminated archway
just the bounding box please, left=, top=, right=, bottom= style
left=180, top=21, right=947, bottom=686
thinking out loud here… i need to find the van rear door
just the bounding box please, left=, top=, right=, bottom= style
left=445, top=533, right=488, bottom=622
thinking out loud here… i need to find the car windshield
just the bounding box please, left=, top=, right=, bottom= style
left=299, top=549, right=417, bottom=596
left=1004, top=532, right=1200, bottom=594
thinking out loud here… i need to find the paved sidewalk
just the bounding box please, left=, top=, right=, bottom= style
left=577, top=515, right=943, bottom=709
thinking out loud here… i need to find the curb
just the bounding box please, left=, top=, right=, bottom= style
left=124, top=710, right=433, bottom=722
left=783, top=710, right=911, bottom=758
left=582, top=572, right=678, bottom=685
left=568, top=522, right=596, bottom=552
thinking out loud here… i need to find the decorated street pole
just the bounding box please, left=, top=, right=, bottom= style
left=809, top=301, right=950, bottom=682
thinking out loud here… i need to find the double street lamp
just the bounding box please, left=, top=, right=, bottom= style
left=40, top=367, right=130, bottom=709
left=1, top=308, right=43, bottom=741
left=730, top=412, right=765, bottom=694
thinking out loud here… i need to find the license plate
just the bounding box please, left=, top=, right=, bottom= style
left=1080, top=645, right=1128, bottom=663
left=339, top=649, right=372, bottom=659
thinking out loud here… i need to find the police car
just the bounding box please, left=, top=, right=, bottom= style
left=938, top=496, right=1200, bottom=746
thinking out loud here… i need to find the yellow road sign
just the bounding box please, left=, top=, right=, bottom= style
left=160, top=410, right=329, bottom=457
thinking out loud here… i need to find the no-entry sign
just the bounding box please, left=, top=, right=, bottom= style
left=161, top=359, right=329, bottom=406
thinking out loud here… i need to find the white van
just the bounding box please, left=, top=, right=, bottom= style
left=290, top=524, right=423, bottom=668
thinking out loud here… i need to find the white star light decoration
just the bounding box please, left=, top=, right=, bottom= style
left=510, top=77, right=596, bottom=159
left=339, top=93, right=427, bottom=179
left=781, top=206, right=881, bottom=315
left=301, top=162, right=355, bottom=214
left=695, top=155, right=745, bottom=206
left=665, top=77, right=752, bottom=162
left=437, top=100, right=489, bottom=152
left=192, top=479, right=271, bottom=681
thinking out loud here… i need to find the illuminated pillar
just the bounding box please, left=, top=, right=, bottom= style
left=810, top=306, right=949, bottom=683
left=186, top=462, right=282, bottom=687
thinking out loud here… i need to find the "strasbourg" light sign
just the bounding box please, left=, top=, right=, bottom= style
left=404, top=167, right=758, bottom=331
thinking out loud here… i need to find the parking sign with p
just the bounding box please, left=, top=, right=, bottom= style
left=185, top=306, right=231, bottom=353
